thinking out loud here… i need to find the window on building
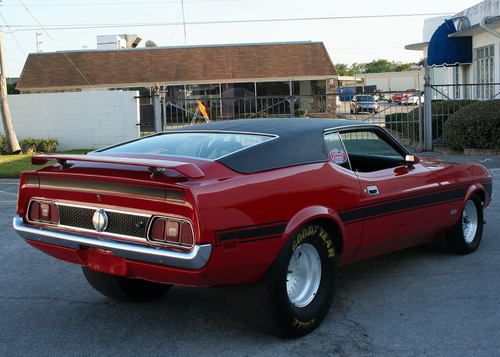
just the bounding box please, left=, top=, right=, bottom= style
left=220, top=83, right=256, bottom=118
left=454, top=66, right=460, bottom=99
left=474, top=45, right=495, bottom=99
left=165, top=85, right=185, bottom=100
left=221, top=83, right=255, bottom=98
left=293, top=80, right=327, bottom=113
left=185, top=84, right=220, bottom=98
left=255, top=81, right=290, bottom=96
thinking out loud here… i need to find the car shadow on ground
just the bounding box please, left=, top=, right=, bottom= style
left=50, top=240, right=455, bottom=345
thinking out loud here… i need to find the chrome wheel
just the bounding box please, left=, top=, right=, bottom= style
left=462, top=200, right=478, bottom=244
left=286, top=243, right=321, bottom=308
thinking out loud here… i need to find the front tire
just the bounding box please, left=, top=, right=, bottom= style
left=82, top=267, right=172, bottom=302
left=446, top=195, right=484, bottom=254
left=234, top=224, right=337, bottom=338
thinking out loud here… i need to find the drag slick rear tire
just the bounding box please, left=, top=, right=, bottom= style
left=82, top=267, right=172, bottom=302
left=234, top=224, right=337, bottom=338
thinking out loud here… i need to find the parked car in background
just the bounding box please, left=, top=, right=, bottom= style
left=13, top=119, right=492, bottom=338
left=400, top=92, right=424, bottom=105
left=350, top=95, right=379, bottom=114
left=390, top=92, right=414, bottom=103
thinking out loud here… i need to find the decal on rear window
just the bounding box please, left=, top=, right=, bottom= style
left=328, top=149, right=348, bottom=165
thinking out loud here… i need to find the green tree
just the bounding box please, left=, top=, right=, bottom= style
left=350, top=62, right=366, bottom=74
left=394, top=62, right=412, bottom=72
left=365, top=59, right=393, bottom=73
left=335, top=63, right=352, bottom=76
left=7, top=82, right=19, bottom=94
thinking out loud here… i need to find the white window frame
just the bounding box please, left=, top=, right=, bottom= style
left=474, top=44, right=495, bottom=99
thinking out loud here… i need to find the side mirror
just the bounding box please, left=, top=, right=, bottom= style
left=405, top=154, right=420, bottom=164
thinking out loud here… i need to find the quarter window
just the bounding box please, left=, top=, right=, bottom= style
left=324, top=132, right=351, bottom=170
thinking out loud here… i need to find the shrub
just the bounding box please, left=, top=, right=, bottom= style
left=443, top=100, right=500, bottom=151
left=19, top=137, right=38, bottom=152
left=36, top=138, right=59, bottom=153
left=296, top=109, right=308, bottom=117
left=0, top=134, right=6, bottom=153
left=19, top=137, right=59, bottom=153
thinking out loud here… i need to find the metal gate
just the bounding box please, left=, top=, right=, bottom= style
left=139, top=91, right=425, bottom=151
left=159, top=94, right=332, bottom=129
left=427, top=83, right=500, bottom=146
left=336, top=90, right=424, bottom=151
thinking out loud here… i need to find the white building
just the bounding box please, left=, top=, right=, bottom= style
left=354, top=70, right=425, bottom=92
left=406, top=0, right=500, bottom=99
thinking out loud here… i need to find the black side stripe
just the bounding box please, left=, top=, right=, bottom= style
left=339, top=187, right=467, bottom=224
left=216, top=222, right=287, bottom=244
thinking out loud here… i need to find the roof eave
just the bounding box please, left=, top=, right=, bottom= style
left=405, top=42, right=429, bottom=51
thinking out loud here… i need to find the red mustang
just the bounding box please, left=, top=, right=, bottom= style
left=14, top=119, right=492, bottom=337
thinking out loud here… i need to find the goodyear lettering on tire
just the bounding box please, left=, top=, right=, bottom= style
left=292, top=225, right=335, bottom=258
left=318, top=227, right=335, bottom=258
left=292, top=226, right=318, bottom=251
left=292, top=318, right=316, bottom=329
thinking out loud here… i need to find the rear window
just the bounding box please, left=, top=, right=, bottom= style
left=100, top=132, right=275, bottom=160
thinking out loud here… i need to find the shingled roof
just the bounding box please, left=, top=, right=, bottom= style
left=16, top=41, right=336, bottom=93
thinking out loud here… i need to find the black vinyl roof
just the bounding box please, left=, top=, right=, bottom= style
left=176, top=118, right=367, bottom=173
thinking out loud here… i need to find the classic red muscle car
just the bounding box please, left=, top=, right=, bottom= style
left=13, top=119, right=492, bottom=337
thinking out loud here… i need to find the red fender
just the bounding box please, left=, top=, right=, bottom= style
left=283, top=205, right=345, bottom=244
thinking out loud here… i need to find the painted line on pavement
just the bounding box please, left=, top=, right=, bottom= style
left=0, top=190, right=17, bottom=197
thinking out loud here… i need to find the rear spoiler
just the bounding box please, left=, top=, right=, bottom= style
left=31, top=154, right=205, bottom=179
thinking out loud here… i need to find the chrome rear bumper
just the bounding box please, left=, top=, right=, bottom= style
left=13, top=216, right=211, bottom=270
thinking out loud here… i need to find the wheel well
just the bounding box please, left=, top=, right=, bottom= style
left=472, top=190, right=485, bottom=206
left=306, top=218, right=344, bottom=255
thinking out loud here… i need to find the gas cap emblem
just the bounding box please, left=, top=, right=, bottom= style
left=92, top=208, right=108, bottom=232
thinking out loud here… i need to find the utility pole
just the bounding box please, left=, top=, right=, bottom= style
left=0, top=31, right=21, bottom=153
left=36, top=32, right=42, bottom=52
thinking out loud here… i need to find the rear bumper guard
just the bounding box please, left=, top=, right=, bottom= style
left=13, top=216, right=212, bottom=270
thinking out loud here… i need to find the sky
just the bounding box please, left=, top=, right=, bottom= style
left=0, top=0, right=483, bottom=77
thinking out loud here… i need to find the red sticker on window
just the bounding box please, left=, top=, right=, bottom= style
left=328, top=149, right=348, bottom=164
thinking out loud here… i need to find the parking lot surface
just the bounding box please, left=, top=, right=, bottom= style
left=0, top=170, right=499, bottom=356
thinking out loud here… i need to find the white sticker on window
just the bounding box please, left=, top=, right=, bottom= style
left=328, top=149, right=348, bottom=165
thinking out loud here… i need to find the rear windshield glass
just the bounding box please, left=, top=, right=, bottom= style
left=100, top=132, right=275, bottom=160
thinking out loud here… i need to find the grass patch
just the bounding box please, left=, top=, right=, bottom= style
left=0, top=149, right=92, bottom=179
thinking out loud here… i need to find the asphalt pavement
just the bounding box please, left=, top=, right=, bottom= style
left=0, top=168, right=499, bottom=356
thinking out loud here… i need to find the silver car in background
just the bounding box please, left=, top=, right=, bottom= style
left=350, top=95, right=379, bottom=114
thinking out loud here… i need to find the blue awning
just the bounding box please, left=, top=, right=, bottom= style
left=427, top=19, right=472, bottom=67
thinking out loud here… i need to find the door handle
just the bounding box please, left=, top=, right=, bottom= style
left=366, top=185, right=379, bottom=196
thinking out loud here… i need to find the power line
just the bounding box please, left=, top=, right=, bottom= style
left=1, top=0, right=244, bottom=6
left=2, top=12, right=454, bottom=32
left=18, top=0, right=92, bottom=85
left=0, top=10, right=27, bottom=56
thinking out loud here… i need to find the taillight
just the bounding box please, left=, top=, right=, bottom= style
left=28, top=200, right=59, bottom=224
left=149, top=217, right=194, bottom=247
